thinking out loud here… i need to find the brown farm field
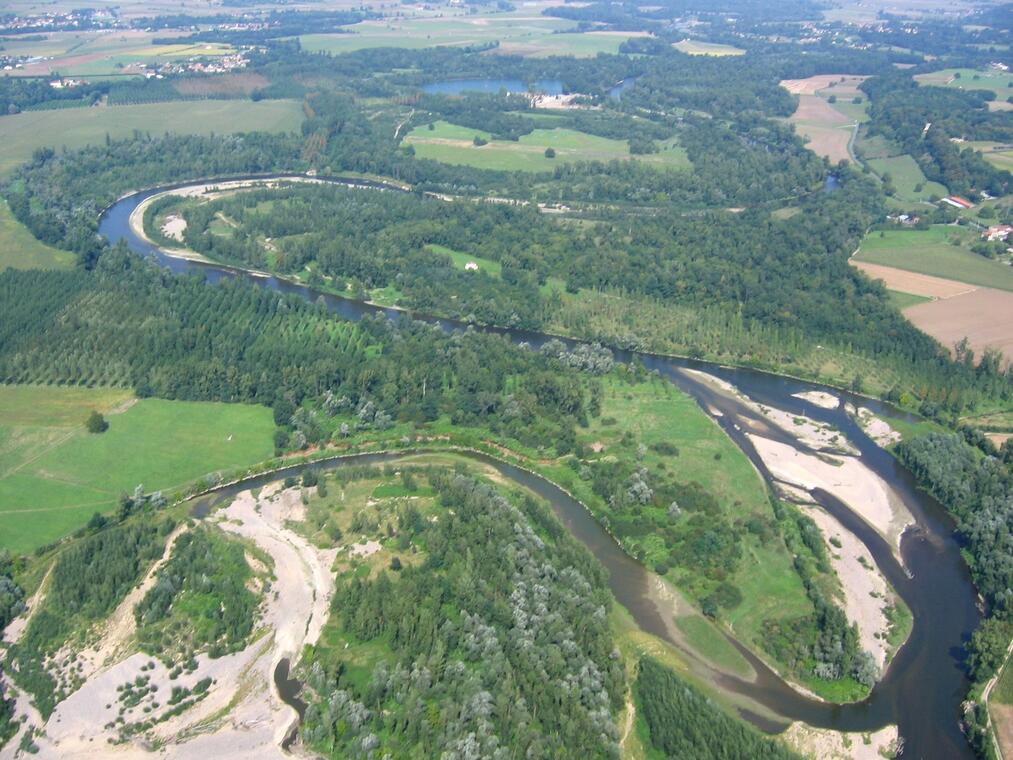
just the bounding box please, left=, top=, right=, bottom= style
left=852, top=261, right=977, bottom=299
left=781, top=75, right=867, bottom=164
left=904, top=288, right=1013, bottom=365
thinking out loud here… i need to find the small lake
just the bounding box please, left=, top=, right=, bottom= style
left=422, top=78, right=564, bottom=96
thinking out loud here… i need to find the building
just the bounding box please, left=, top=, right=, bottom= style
left=941, top=196, right=975, bottom=209
left=984, top=224, right=1013, bottom=242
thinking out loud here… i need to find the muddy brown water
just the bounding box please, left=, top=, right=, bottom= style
left=103, top=179, right=979, bottom=758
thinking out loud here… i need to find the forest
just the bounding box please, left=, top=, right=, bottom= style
left=299, top=471, right=625, bottom=758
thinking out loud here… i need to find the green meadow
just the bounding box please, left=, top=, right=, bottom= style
left=405, top=120, right=690, bottom=173
left=0, top=199, right=74, bottom=271
left=0, top=99, right=303, bottom=178
left=0, top=385, right=275, bottom=553
left=865, top=154, right=948, bottom=202
left=855, top=225, right=1013, bottom=291
left=915, top=67, right=1013, bottom=103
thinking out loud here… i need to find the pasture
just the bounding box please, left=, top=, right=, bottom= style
left=0, top=99, right=303, bottom=178
left=0, top=386, right=275, bottom=554
left=865, top=154, right=948, bottom=202
left=915, top=68, right=1013, bottom=108
left=854, top=226, right=1013, bottom=292
left=0, top=30, right=236, bottom=79
left=405, top=120, right=691, bottom=173
left=0, top=200, right=73, bottom=271
left=968, top=142, right=1013, bottom=172
left=298, top=15, right=644, bottom=57
left=672, top=39, right=745, bottom=56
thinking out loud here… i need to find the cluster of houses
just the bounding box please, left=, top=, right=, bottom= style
left=984, top=225, right=1013, bottom=243
left=141, top=52, right=250, bottom=79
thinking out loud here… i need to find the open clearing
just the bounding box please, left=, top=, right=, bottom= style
left=299, top=16, right=642, bottom=57
left=865, top=154, right=948, bottom=202
left=781, top=76, right=869, bottom=163
left=0, top=99, right=303, bottom=178
left=0, top=199, right=73, bottom=271
left=968, top=141, right=1013, bottom=172
left=852, top=261, right=978, bottom=299
left=405, top=120, right=690, bottom=172
left=0, top=385, right=274, bottom=554
left=853, top=226, right=1013, bottom=292
left=1, top=30, right=235, bottom=79
left=672, top=39, right=744, bottom=56
left=904, top=289, right=1013, bottom=365
left=914, top=67, right=1013, bottom=109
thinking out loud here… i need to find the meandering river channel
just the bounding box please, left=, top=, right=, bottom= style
left=100, top=177, right=980, bottom=759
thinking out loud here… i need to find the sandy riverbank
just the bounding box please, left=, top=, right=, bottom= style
left=5, top=484, right=336, bottom=759
left=782, top=721, right=900, bottom=760
left=747, top=434, right=913, bottom=554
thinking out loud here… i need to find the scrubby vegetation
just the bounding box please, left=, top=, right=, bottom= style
left=135, top=527, right=262, bottom=662
left=299, top=471, right=624, bottom=758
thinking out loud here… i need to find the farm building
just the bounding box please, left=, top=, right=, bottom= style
left=941, top=195, right=975, bottom=209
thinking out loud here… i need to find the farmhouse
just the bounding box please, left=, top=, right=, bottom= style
left=464, top=261, right=479, bottom=271
left=941, top=195, right=975, bottom=209
left=984, top=224, right=1013, bottom=242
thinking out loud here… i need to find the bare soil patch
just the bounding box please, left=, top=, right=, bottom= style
left=852, top=261, right=978, bottom=299
left=905, top=287, right=1013, bottom=366
left=780, top=74, right=867, bottom=96
left=792, top=94, right=852, bottom=126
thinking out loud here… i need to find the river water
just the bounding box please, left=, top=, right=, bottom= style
left=100, top=179, right=980, bottom=759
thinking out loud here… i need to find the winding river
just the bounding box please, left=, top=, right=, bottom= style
left=100, top=178, right=980, bottom=759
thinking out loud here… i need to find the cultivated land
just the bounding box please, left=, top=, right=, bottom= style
left=0, top=199, right=73, bottom=271
left=904, top=289, right=1013, bottom=366
left=404, top=120, right=690, bottom=172
left=0, top=385, right=274, bottom=553
left=866, top=154, right=948, bottom=202
left=298, top=14, right=644, bottom=58
left=968, top=141, right=1013, bottom=172
left=0, top=99, right=303, bottom=178
left=0, top=29, right=235, bottom=79
left=785, top=94, right=855, bottom=163
left=914, top=67, right=1013, bottom=110
left=852, top=261, right=978, bottom=299
left=672, top=39, right=745, bottom=56
left=853, top=225, right=1013, bottom=292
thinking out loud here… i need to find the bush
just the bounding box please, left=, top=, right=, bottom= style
left=85, top=410, right=108, bottom=434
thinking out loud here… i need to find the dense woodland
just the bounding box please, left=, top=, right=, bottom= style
left=636, top=657, right=800, bottom=759
left=301, top=472, right=624, bottom=758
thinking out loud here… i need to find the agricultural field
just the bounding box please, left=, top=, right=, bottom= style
left=0, top=385, right=275, bottom=553
left=854, top=225, right=1013, bottom=292
left=865, top=154, right=948, bottom=203
left=0, top=99, right=303, bottom=177
left=404, top=120, right=691, bottom=173
left=299, top=15, right=645, bottom=57
left=784, top=92, right=855, bottom=164
left=915, top=67, right=1013, bottom=110
left=672, top=39, right=745, bottom=56
left=0, top=30, right=236, bottom=80
left=0, top=199, right=73, bottom=271
left=905, top=289, right=1013, bottom=366
left=968, top=141, right=1013, bottom=172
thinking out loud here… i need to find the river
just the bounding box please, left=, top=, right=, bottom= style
left=100, top=178, right=980, bottom=759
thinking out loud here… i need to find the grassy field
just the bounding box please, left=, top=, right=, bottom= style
left=0, top=99, right=303, bottom=178
left=0, top=199, right=73, bottom=271
left=672, top=39, right=745, bottom=56
left=405, top=120, right=690, bottom=173
left=968, top=141, right=1013, bottom=172
left=0, top=30, right=235, bottom=79
left=887, top=289, right=932, bottom=310
left=425, top=243, right=502, bottom=276
left=0, top=385, right=275, bottom=554
left=865, top=155, right=948, bottom=202
left=569, top=375, right=812, bottom=648
left=855, top=225, right=1013, bottom=292
left=915, top=67, right=1013, bottom=105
